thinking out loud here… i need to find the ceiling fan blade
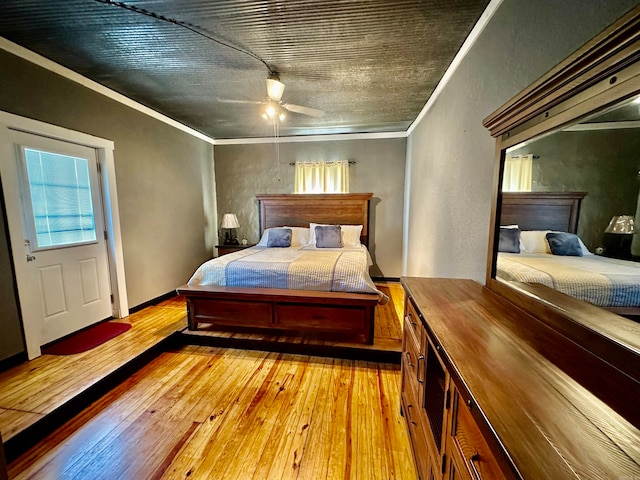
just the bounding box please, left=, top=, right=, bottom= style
left=282, top=103, right=325, bottom=118
left=215, top=98, right=264, bottom=105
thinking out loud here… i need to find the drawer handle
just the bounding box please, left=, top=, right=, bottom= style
left=405, top=351, right=415, bottom=368
left=405, top=314, right=417, bottom=327
left=469, top=452, right=481, bottom=480
left=406, top=404, right=418, bottom=426
left=417, top=355, right=425, bottom=384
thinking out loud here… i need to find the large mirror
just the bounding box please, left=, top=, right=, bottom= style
left=495, top=93, right=640, bottom=317
left=484, top=6, right=640, bottom=387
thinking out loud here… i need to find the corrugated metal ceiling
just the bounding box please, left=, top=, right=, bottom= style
left=0, top=0, right=490, bottom=139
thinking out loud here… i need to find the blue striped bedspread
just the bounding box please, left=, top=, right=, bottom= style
left=497, top=252, right=640, bottom=308
left=188, top=245, right=389, bottom=304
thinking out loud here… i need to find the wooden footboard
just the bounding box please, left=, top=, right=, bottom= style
left=176, top=285, right=378, bottom=344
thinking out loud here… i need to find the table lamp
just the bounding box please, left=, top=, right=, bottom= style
left=221, top=213, right=240, bottom=245
left=603, top=215, right=636, bottom=258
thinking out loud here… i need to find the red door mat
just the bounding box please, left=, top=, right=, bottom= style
left=42, top=322, right=132, bottom=355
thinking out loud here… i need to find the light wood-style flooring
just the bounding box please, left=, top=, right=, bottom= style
left=9, top=346, right=416, bottom=479
left=1, top=283, right=414, bottom=479
left=0, top=298, right=187, bottom=443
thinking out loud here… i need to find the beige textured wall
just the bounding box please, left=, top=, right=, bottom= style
left=214, top=138, right=406, bottom=277
left=404, top=0, right=638, bottom=282
left=0, top=50, right=215, bottom=317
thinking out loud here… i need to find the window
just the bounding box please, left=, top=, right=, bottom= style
left=502, top=154, right=533, bottom=192
left=23, top=148, right=97, bottom=249
left=294, top=160, right=350, bottom=193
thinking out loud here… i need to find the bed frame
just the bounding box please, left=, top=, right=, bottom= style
left=498, top=191, right=640, bottom=316
left=177, top=193, right=379, bottom=344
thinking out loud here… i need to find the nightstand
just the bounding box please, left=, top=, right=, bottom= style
left=216, top=244, right=255, bottom=257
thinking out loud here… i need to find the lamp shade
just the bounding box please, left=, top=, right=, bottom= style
left=604, top=215, right=636, bottom=234
left=221, top=213, right=240, bottom=229
left=266, top=76, right=285, bottom=102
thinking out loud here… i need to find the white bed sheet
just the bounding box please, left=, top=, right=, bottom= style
left=188, top=245, right=388, bottom=303
left=496, top=252, right=640, bottom=308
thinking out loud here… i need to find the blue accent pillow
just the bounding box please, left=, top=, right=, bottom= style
left=315, top=225, right=343, bottom=248
left=267, top=228, right=292, bottom=247
left=498, top=227, right=521, bottom=253
left=546, top=232, right=583, bottom=256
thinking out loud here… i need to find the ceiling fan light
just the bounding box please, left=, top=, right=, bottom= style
left=266, top=105, right=276, bottom=117
left=279, top=113, right=286, bottom=121
left=267, top=77, right=285, bottom=102
left=261, top=113, right=268, bottom=120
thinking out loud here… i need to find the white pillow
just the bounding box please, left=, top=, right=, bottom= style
left=308, top=223, right=363, bottom=248
left=520, top=230, right=592, bottom=255
left=520, top=230, right=552, bottom=253
left=258, top=227, right=310, bottom=247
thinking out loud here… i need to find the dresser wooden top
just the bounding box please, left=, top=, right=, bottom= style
left=401, top=277, right=640, bottom=479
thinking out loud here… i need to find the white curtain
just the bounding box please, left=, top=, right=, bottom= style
left=294, top=160, right=349, bottom=193
left=503, top=154, right=533, bottom=192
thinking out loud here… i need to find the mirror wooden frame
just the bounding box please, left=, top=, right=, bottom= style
left=483, top=6, right=640, bottom=388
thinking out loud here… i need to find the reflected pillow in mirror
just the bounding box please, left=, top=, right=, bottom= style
left=315, top=225, right=343, bottom=248
left=498, top=227, right=521, bottom=253
left=520, top=230, right=552, bottom=253
left=546, top=232, right=583, bottom=256
left=267, top=228, right=292, bottom=248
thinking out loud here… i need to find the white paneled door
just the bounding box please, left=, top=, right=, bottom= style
left=6, top=130, right=112, bottom=347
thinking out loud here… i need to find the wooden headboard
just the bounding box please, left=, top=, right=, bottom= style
left=500, top=192, right=587, bottom=233
left=256, top=193, right=373, bottom=247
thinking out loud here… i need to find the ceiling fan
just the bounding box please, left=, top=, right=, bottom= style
left=264, top=74, right=324, bottom=118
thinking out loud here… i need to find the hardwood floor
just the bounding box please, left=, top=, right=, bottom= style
left=1, top=283, right=414, bottom=479
left=9, top=346, right=415, bottom=479
left=8, top=345, right=416, bottom=479
left=0, top=299, right=186, bottom=444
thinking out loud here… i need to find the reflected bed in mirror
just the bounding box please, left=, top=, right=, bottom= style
left=496, top=191, right=640, bottom=316
left=483, top=6, right=640, bottom=397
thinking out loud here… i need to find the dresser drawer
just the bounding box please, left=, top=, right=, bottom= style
left=404, top=296, right=422, bottom=347
left=402, top=314, right=424, bottom=393
left=451, top=391, right=506, bottom=480
left=402, top=390, right=431, bottom=480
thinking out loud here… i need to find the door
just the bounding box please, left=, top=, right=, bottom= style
left=9, top=130, right=112, bottom=347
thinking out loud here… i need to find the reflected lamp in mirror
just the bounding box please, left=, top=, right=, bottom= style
left=603, top=215, right=636, bottom=259
left=221, top=213, right=240, bottom=245
left=604, top=215, right=637, bottom=234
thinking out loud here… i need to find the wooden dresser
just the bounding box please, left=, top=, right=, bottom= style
left=400, top=277, right=640, bottom=480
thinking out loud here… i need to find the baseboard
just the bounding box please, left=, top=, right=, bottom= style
left=3, top=332, right=182, bottom=463
left=129, top=290, right=178, bottom=314
left=0, top=352, right=27, bottom=374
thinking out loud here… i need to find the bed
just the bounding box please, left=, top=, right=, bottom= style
left=177, top=193, right=382, bottom=344
left=496, top=192, right=640, bottom=315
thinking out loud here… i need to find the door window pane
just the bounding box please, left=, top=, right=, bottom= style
left=24, top=148, right=97, bottom=248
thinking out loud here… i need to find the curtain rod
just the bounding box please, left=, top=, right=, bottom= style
left=289, top=160, right=357, bottom=166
